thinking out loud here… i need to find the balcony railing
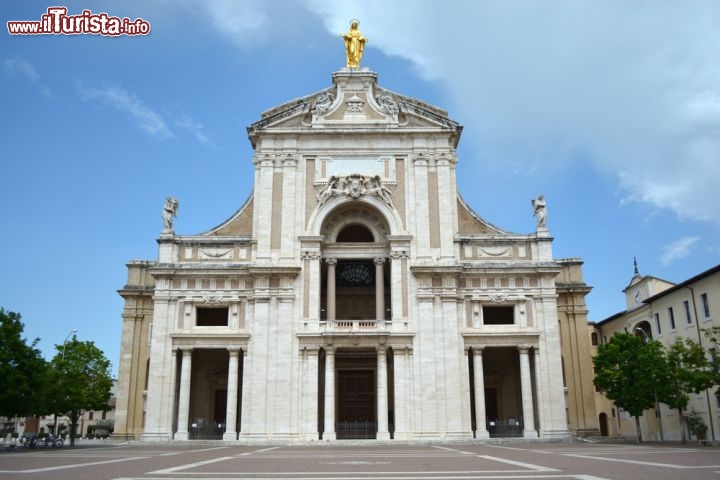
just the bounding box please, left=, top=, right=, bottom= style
left=323, top=319, right=387, bottom=332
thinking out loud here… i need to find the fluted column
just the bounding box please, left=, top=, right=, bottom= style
left=223, top=348, right=241, bottom=440
left=519, top=346, right=537, bottom=438
left=375, top=257, right=385, bottom=321
left=324, top=348, right=336, bottom=440
left=174, top=348, right=193, bottom=440
left=327, top=258, right=337, bottom=321
left=377, top=347, right=390, bottom=440
left=472, top=348, right=489, bottom=438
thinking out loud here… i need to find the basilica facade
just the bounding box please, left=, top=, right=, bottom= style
left=113, top=66, right=597, bottom=442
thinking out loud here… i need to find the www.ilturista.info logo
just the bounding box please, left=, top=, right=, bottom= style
left=7, top=7, right=150, bottom=36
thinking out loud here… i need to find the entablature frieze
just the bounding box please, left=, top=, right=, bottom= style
left=321, top=246, right=389, bottom=258
left=409, top=265, right=464, bottom=276
left=247, top=266, right=301, bottom=277
left=171, top=333, right=250, bottom=350
left=461, top=331, right=540, bottom=350
left=297, top=332, right=414, bottom=352
left=458, top=261, right=561, bottom=274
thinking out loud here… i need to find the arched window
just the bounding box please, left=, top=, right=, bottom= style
left=336, top=224, right=374, bottom=242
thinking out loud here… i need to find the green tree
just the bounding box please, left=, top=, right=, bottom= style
left=702, top=325, right=720, bottom=386
left=661, top=338, right=714, bottom=443
left=593, top=332, right=668, bottom=442
left=47, top=337, right=113, bottom=447
left=0, top=308, right=49, bottom=417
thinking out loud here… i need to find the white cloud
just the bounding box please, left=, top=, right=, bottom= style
left=78, top=84, right=172, bottom=138
left=4, top=57, right=40, bottom=82
left=176, top=114, right=215, bottom=147
left=179, top=0, right=270, bottom=46
left=301, top=0, right=720, bottom=225
left=4, top=56, right=52, bottom=97
left=660, top=236, right=700, bottom=266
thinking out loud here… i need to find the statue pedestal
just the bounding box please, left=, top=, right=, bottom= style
left=157, top=233, right=175, bottom=262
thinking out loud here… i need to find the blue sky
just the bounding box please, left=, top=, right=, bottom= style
left=2, top=1, right=719, bottom=376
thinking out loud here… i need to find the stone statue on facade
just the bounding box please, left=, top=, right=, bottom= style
left=162, top=197, right=179, bottom=232
left=317, top=176, right=345, bottom=205
left=532, top=195, right=547, bottom=229
left=341, top=20, right=367, bottom=68
left=313, top=91, right=334, bottom=115
left=376, top=93, right=399, bottom=115
left=317, top=174, right=393, bottom=206
left=367, top=175, right=393, bottom=205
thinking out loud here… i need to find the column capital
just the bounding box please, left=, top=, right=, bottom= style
left=374, top=257, right=386, bottom=265
left=472, top=346, right=485, bottom=355
left=227, top=347, right=242, bottom=356
left=376, top=346, right=387, bottom=356
left=517, top=345, right=532, bottom=353
left=179, top=346, right=193, bottom=355
left=301, top=250, right=321, bottom=260
left=326, top=257, right=337, bottom=266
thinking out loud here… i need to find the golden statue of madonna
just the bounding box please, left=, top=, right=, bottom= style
left=341, top=20, right=367, bottom=68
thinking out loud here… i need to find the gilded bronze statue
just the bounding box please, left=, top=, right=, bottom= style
left=341, top=20, right=367, bottom=68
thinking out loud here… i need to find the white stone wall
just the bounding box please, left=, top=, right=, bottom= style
left=134, top=67, right=572, bottom=442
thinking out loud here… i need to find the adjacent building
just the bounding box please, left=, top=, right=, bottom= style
left=113, top=65, right=597, bottom=441
left=592, top=263, right=720, bottom=442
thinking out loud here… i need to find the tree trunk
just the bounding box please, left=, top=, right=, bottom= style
left=634, top=416, right=643, bottom=443
left=677, top=407, right=687, bottom=444
left=69, top=411, right=78, bottom=447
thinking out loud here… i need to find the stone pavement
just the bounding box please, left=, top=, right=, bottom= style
left=0, top=441, right=719, bottom=480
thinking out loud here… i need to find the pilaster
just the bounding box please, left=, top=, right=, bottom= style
left=377, top=347, right=390, bottom=440
left=323, top=347, right=336, bottom=440
left=280, top=155, right=297, bottom=260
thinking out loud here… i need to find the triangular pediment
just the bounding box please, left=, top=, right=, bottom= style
left=247, top=69, right=461, bottom=147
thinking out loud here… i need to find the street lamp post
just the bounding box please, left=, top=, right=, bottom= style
left=54, top=329, right=78, bottom=437
left=635, top=327, right=664, bottom=442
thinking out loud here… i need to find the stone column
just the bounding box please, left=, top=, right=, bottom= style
left=375, top=257, right=385, bottom=321
left=519, top=346, right=537, bottom=438
left=167, top=349, right=178, bottom=435
left=223, top=348, right=241, bottom=440
left=472, top=348, right=489, bottom=438
left=377, top=347, right=390, bottom=440
left=326, top=258, right=337, bottom=321
left=324, top=348, right=336, bottom=440
left=174, top=348, right=193, bottom=440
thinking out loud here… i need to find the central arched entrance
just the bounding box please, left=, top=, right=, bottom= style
left=316, top=202, right=394, bottom=440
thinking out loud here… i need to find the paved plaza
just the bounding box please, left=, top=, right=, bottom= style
left=0, top=442, right=719, bottom=480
